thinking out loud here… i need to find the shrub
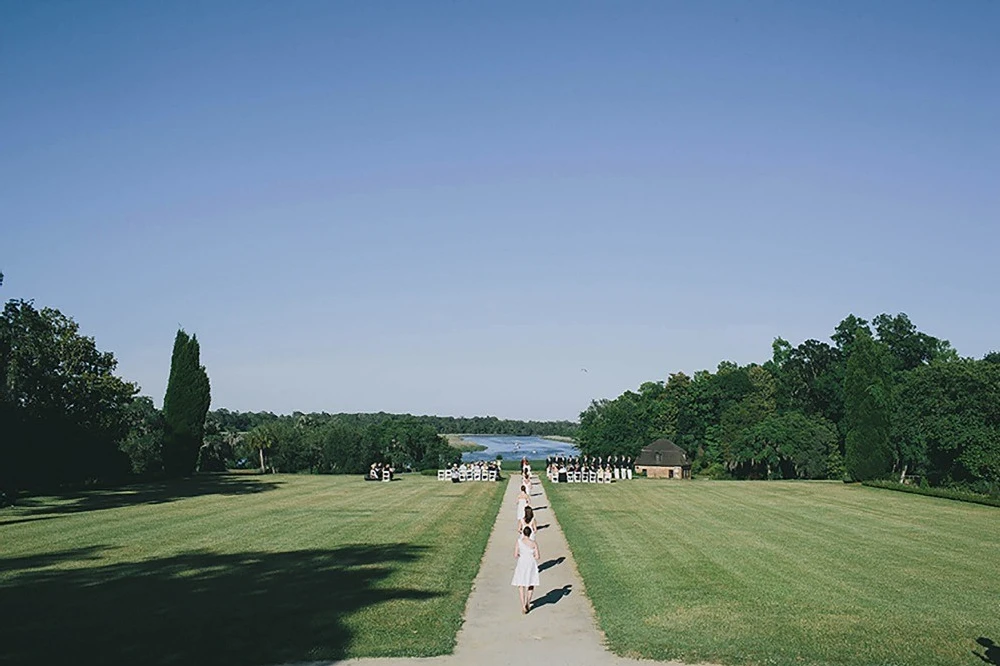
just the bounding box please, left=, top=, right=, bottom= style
left=863, top=480, right=1000, bottom=508
left=698, top=462, right=732, bottom=480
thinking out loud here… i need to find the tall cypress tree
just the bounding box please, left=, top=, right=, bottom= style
left=162, top=330, right=211, bottom=477
left=843, top=328, right=893, bottom=481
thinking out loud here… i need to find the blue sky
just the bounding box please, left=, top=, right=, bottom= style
left=2, top=1, right=998, bottom=421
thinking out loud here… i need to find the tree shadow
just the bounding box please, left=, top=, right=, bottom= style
left=0, top=543, right=440, bottom=665
left=4, top=474, right=282, bottom=519
left=530, top=584, right=572, bottom=610
left=0, top=514, right=65, bottom=527
left=974, top=637, right=1000, bottom=664
left=0, top=545, right=111, bottom=574
left=538, top=556, right=565, bottom=572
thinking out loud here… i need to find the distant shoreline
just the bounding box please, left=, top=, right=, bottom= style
left=444, top=434, right=488, bottom=452
left=541, top=435, right=578, bottom=444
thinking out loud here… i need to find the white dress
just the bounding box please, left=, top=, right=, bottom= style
left=516, top=497, right=528, bottom=521
left=511, top=537, right=540, bottom=587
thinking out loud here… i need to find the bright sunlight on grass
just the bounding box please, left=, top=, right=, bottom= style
left=0, top=473, right=504, bottom=665
left=546, top=478, right=1000, bottom=666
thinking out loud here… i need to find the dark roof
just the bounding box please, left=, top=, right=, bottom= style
left=635, top=439, right=691, bottom=467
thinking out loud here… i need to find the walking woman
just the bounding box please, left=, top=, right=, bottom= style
left=518, top=505, right=538, bottom=541
left=515, top=485, right=530, bottom=526
left=511, top=525, right=540, bottom=614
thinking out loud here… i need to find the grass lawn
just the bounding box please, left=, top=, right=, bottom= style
left=0, top=473, right=504, bottom=665
left=546, top=478, right=1000, bottom=666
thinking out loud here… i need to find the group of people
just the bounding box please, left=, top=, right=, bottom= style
left=366, top=462, right=395, bottom=481
left=545, top=454, right=633, bottom=483
left=511, top=458, right=541, bottom=614
left=449, top=460, right=502, bottom=482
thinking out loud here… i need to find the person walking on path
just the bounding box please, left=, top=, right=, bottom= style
left=511, top=525, right=540, bottom=614
left=518, top=505, right=538, bottom=541
left=515, top=485, right=529, bottom=526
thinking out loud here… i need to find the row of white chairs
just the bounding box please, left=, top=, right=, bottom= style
left=437, top=469, right=499, bottom=482
left=547, top=469, right=632, bottom=483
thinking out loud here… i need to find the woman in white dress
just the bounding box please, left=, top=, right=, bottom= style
left=511, top=525, right=540, bottom=613
left=517, top=505, right=538, bottom=541
left=515, top=485, right=529, bottom=526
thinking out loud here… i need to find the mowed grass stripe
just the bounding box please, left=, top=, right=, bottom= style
left=0, top=473, right=504, bottom=665
left=546, top=479, right=1000, bottom=666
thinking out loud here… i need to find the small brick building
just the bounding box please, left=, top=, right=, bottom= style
left=634, top=439, right=692, bottom=479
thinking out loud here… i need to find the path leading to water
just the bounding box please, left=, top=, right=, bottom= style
left=329, top=473, right=682, bottom=666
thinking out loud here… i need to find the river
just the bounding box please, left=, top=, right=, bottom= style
left=460, top=435, right=579, bottom=462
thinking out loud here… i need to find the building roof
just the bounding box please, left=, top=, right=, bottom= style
left=635, top=438, right=691, bottom=468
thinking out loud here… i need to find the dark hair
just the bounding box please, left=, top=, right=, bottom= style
left=523, top=506, right=533, bottom=523
left=522, top=526, right=532, bottom=537
left=520, top=485, right=525, bottom=492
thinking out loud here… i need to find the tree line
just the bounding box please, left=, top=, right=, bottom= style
left=208, top=409, right=578, bottom=439
left=0, top=279, right=576, bottom=495
left=201, top=411, right=578, bottom=475
left=577, top=313, right=1000, bottom=495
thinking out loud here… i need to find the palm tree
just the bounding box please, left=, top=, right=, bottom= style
left=245, top=424, right=277, bottom=473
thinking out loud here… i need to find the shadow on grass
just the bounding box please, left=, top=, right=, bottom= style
left=538, top=556, right=565, bottom=572
left=0, top=545, right=111, bottom=574
left=531, top=584, right=572, bottom=611
left=974, top=637, right=1000, bottom=664
left=0, top=514, right=65, bottom=527
left=0, top=543, right=439, bottom=666
left=7, top=474, right=282, bottom=518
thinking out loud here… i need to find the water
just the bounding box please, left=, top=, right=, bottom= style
left=460, top=435, right=579, bottom=462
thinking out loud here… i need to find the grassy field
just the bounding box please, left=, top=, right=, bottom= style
left=546, top=478, right=1000, bottom=666
left=0, top=473, right=504, bottom=665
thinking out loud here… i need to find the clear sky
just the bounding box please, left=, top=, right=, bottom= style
left=2, top=1, right=998, bottom=421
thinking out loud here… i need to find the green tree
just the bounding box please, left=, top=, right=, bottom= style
left=741, top=412, right=838, bottom=479
left=119, top=396, right=167, bottom=477
left=577, top=392, right=649, bottom=458
left=894, top=360, right=1000, bottom=491
left=0, top=300, right=137, bottom=492
left=872, top=312, right=955, bottom=371
left=843, top=329, right=894, bottom=481
left=717, top=365, right=777, bottom=475
left=775, top=339, right=844, bottom=425
left=832, top=314, right=871, bottom=352
left=162, top=330, right=211, bottom=477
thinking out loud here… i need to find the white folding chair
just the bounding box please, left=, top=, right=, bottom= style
left=382, top=470, right=391, bottom=482
left=489, top=469, right=497, bottom=481
left=438, top=470, right=446, bottom=481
